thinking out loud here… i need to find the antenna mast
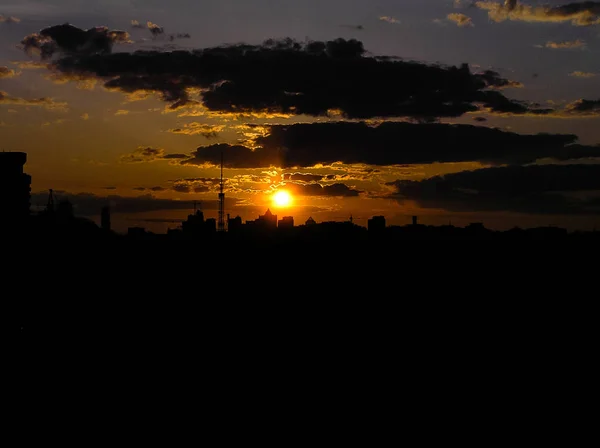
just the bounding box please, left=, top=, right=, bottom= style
left=218, top=150, right=226, bottom=232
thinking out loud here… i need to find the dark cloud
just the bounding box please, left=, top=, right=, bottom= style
left=21, top=24, right=131, bottom=59
left=31, top=35, right=545, bottom=119
left=564, top=99, right=600, bottom=115
left=476, top=70, right=523, bottom=89
left=147, top=21, right=164, bottom=37
left=180, top=122, right=596, bottom=168
left=103, top=186, right=117, bottom=190
left=162, top=153, right=188, bottom=159
left=30, top=191, right=230, bottom=216
left=340, top=24, right=364, bottom=30
left=388, top=164, right=600, bottom=215
left=286, top=182, right=362, bottom=197
left=169, top=33, right=191, bottom=41
left=120, top=146, right=187, bottom=163
left=476, top=1, right=600, bottom=26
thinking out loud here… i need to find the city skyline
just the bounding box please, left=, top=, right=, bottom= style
left=2, top=1, right=600, bottom=233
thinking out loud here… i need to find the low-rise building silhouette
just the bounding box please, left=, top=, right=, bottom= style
left=278, top=216, right=294, bottom=229
left=368, top=216, right=386, bottom=232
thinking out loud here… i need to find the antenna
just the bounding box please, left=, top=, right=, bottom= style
left=47, top=189, right=55, bottom=213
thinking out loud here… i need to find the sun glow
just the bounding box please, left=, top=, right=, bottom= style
left=273, top=190, right=292, bottom=207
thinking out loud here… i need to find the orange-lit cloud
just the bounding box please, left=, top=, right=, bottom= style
left=168, top=123, right=225, bottom=137
left=569, top=71, right=596, bottom=78
left=475, top=1, right=600, bottom=26
left=0, top=66, right=20, bottom=78
left=447, top=13, right=474, bottom=27
left=0, top=91, right=68, bottom=111
left=544, top=39, right=586, bottom=49
left=0, top=15, right=21, bottom=23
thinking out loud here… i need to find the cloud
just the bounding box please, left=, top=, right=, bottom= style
left=545, top=39, right=586, bottom=49
left=0, top=67, right=20, bottom=78
left=476, top=70, right=523, bottom=89
left=147, top=21, right=164, bottom=36
left=120, top=146, right=187, bottom=163
left=168, top=123, right=225, bottom=137
left=35, top=35, right=545, bottom=120
left=131, top=20, right=145, bottom=29
left=569, top=71, right=596, bottom=77
left=169, top=178, right=223, bottom=194
left=379, top=16, right=400, bottom=24
left=475, top=1, right=600, bottom=26
left=20, top=23, right=132, bottom=59
left=341, top=24, right=364, bottom=30
left=447, top=13, right=474, bottom=27
left=285, top=183, right=362, bottom=197
left=563, top=99, right=600, bottom=116
left=283, top=173, right=331, bottom=183
left=388, top=164, right=600, bottom=215
left=114, top=109, right=129, bottom=115
left=30, top=191, right=232, bottom=216
left=0, top=15, right=21, bottom=23
left=178, top=121, right=597, bottom=168
left=0, top=91, right=68, bottom=111
left=10, top=60, right=49, bottom=70
left=81, top=113, right=89, bottom=120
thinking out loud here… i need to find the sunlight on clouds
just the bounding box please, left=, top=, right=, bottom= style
left=475, top=1, right=600, bottom=26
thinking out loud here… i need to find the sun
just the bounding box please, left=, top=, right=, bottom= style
left=273, top=190, right=293, bottom=207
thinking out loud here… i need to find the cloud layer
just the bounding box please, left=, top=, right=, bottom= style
left=476, top=1, right=600, bottom=26
left=389, top=164, right=600, bottom=215
left=179, top=122, right=598, bottom=168
left=23, top=30, right=549, bottom=120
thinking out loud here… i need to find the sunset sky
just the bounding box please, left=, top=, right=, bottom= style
left=1, top=0, right=600, bottom=232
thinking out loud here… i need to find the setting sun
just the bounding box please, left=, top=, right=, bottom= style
left=273, top=191, right=293, bottom=207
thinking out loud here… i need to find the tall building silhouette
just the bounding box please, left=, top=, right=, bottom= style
left=0, top=151, right=31, bottom=227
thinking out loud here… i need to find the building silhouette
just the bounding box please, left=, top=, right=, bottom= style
left=368, top=216, right=386, bottom=232
left=305, top=217, right=316, bottom=226
left=228, top=214, right=243, bottom=232
left=101, top=206, right=111, bottom=232
left=0, top=151, right=31, bottom=228
left=247, top=208, right=278, bottom=229
left=278, top=216, right=294, bottom=229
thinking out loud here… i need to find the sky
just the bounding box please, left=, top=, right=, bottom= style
left=1, top=0, right=600, bottom=233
